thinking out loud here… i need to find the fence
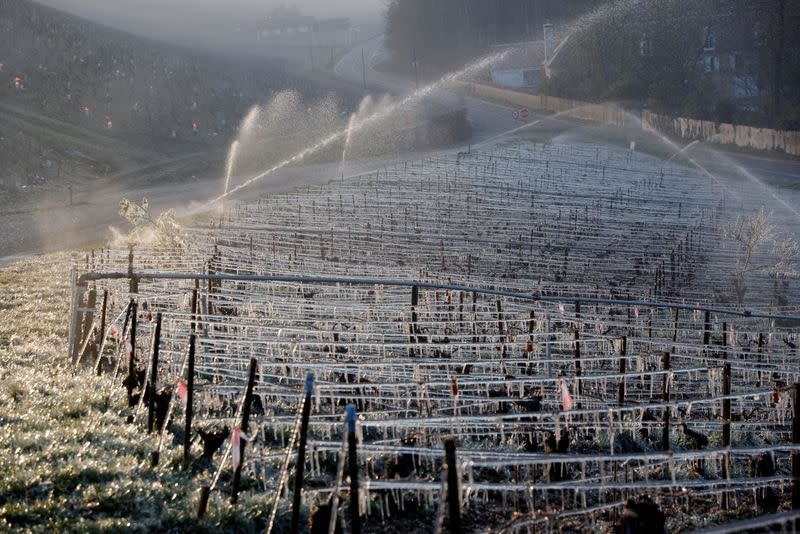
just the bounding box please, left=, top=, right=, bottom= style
left=642, top=110, right=800, bottom=157
left=454, top=80, right=800, bottom=156
left=453, top=80, right=631, bottom=128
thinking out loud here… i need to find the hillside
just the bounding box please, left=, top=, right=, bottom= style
left=0, top=0, right=355, bottom=193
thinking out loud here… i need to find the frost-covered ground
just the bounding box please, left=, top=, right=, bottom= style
left=0, top=255, right=279, bottom=532
left=2, top=140, right=799, bottom=533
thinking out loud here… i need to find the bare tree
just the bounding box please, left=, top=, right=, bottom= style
left=722, top=207, right=797, bottom=305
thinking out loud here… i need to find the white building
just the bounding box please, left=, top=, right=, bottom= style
left=488, top=41, right=546, bottom=91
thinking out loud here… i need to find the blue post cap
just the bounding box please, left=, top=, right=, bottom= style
left=345, top=404, right=357, bottom=434
left=305, top=372, right=315, bottom=395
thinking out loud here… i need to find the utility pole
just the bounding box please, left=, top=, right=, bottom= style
left=772, top=0, right=786, bottom=128
left=543, top=23, right=553, bottom=63
left=361, top=47, right=367, bottom=90
left=413, top=48, right=420, bottom=90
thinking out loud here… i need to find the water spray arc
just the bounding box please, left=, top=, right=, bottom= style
left=223, top=140, right=240, bottom=198
left=203, top=51, right=510, bottom=209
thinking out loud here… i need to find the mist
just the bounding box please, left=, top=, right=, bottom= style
left=33, top=0, right=384, bottom=52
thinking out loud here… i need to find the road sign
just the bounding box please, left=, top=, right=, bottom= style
left=513, top=108, right=530, bottom=120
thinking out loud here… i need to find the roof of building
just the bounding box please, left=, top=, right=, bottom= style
left=489, top=41, right=546, bottom=71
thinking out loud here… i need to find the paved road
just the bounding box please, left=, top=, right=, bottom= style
left=334, top=35, right=522, bottom=144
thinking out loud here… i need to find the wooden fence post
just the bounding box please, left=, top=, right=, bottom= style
left=290, top=373, right=315, bottom=534
left=346, top=405, right=361, bottom=534
left=444, top=438, right=463, bottom=534
left=231, top=357, right=258, bottom=504
left=147, top=313, right=163, bottom=434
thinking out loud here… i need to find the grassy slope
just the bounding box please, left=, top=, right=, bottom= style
left=0, top=255, right=270, bottom=533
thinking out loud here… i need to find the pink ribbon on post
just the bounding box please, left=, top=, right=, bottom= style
left=232, top=428, right=249, bottom=472
left=175, top=377, right=188, bottom=406
left=560, top=379, right=573, bottom=412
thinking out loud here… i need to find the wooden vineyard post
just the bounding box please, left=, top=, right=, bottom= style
left=471, top=291, right=478, bottom=344
left=757, top=333, right=764, bottom=386
left=662, top=352, right=671, bottom=451
left=496, top=299, right=506, bottom=358
left=672, top=307, right=679, bottom=343
left=96, top=289, right=108, bottom=370
left=527, top=310, right=535, bottom=374
left=74, top=288, right=97, bottom=366
left=197, top=486, right=210, bottom=519
left=67, top=267, right=79, bottom=362
left=231, top=357, right=257, bottom=504
left=346, top=405, right=361, bottom=534
left=111, top=299, right=133, bottom=378
left=722, top=322, right=728, bottom=360
left=127, top=301, right=138, bottom=407
left=792, top=383, right=799, bottom=511
left=618, top=336, right=627, bottom=406
left=574, top=296, right=583, bottom=402
left=458, top=291, right=464, bottom=332
left=127, top=245, right=138, bottom=293
left=80, top=289, right=97, bottom=354
left=206, top=261, right=214, bottom=316
left=69, top=273, right=88, bottom=365
left=184, top=334, right=195, bottom=463
left=721, top=363, right=731, bottom=509
left=409, top=285, right=419, bottom=356
left=190, top=282, right=199, bottom=332
left=147, top=313, right=162, bottom=434
left=289, top=373, right=315, bottom=534
left=545, top=313, right=552, bottom=377
left=444, top=438, right=463, bottom=534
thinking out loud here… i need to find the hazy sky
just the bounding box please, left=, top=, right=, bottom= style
left=35, top=0, right=384, bottom=51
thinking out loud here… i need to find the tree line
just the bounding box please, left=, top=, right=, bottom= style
left=384, top=0, right=800, bottom=129
left=385, top=0, right=603, bottom=71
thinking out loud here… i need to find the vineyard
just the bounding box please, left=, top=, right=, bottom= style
left=68, top=142, right=800, bottom=532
